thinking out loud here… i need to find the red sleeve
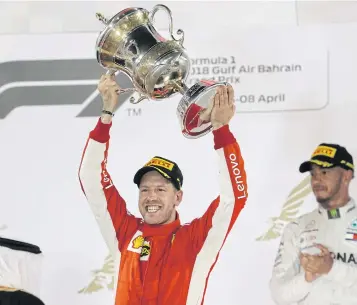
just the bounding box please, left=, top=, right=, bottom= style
left=185, top=125, right=248, bottom=253
left=212, top=124, right=236, bottom=149
left=78, top=118, right=139, bottom=254
left=89, top=118, right=112, bottom=143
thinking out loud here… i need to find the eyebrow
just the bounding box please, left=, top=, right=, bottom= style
left=139, top=184, right=168, bottom=188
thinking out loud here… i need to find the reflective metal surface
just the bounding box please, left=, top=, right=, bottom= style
left=94, top=4, right=228, bottom=139
left=95, top=5, right=189, bottom=104
left=177, top=80, right=228, bottom=138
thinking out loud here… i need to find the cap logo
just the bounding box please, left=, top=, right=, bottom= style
left=312, top=145, right=337, bottom=158
left=145, top=157, right=175, bottom=171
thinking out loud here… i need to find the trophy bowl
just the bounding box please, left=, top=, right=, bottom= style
left=95, top=4, right=229, bottom=139
left=95, top=5, right=190, bottom=104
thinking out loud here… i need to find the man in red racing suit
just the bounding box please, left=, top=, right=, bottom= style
left=78, top=74, right=248, bottom=305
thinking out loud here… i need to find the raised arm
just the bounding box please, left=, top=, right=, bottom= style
left=185, top=85, right=248, bottom=253
left=269, top=222, right=312, bottom=305
left=187, top=125, right=247, bottom=252
left=78, top=74, right=139, bottom=257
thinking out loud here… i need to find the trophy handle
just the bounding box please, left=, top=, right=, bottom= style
left=148, top=4, right=184, bottom=46
left=105, top=70, right=148, bottom=104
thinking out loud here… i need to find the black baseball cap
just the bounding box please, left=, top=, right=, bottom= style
left=133, top=156, right=183, bottom=190
left=299, top=143, right=354, bottom=173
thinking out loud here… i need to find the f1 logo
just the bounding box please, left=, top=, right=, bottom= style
left=0, top=59, right=134, bottom=119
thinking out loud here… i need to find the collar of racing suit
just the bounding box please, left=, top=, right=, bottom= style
left=318, top=198, right=356, bottom=219
left=141, top=212, right=181, bottom=238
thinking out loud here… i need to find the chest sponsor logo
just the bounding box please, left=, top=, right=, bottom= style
left=132, top=235, right=144, bottom=249
left=131, top=233, right=151, bottom=261
left=345, top=232, right=357, bottom=242
left=331, top=252, right=357, bottom=264
left=347, top=218, right=357, bottom=234
left=127, top=231, right=144, bottom=254
left=327, top=208, right=341, bottom=219
left=140, top=241, right=151, bottom=261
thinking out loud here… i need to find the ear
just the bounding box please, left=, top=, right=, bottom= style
left=344, top=170, right=353, bottom=183
left=174, top=190, right=183, bottom=207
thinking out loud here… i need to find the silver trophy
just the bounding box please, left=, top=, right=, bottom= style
left=95, top=4, right=227, bottom=139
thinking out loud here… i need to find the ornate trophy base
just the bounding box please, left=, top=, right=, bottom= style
left=176, top=80, right=228, bottom=139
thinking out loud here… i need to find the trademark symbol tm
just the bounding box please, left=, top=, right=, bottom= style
left=126, top=108, right=142, bottom=116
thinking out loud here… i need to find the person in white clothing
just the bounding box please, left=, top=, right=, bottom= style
left=0, top=237, right=44, bottom=305
left=270, top=143, right=357, bottom=305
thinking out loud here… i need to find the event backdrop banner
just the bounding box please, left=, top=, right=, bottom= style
left=1, top=21, right=357, bottom=305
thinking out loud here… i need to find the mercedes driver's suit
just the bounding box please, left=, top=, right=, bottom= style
left=270, top=198, right=357, bottom=305
left=78, top=118, right=248, bottom=305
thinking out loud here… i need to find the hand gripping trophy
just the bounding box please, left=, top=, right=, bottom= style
left=95, top=4, right=229, bottom=139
